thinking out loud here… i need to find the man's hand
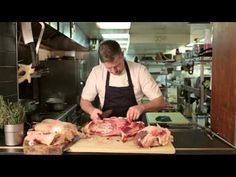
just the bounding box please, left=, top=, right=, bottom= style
left=90, top=108, right=103, bottom=123
left=126, top=105, right=145, bottom=122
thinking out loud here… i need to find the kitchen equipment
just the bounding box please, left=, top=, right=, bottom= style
left=68, top=136, right=175, bottom=154
left=98, top=109, right=113, bottom=119
left=19, top=99, right=39, bottom=113
left=186, top=60, right=194, bottom=75
left=155, top=116, right=172, bottom=122
left=35, top=22, right=45, bottom=55
left=63, top=136, right=80, bottom=152
left=21, top=22, right=37, bottom=68
left=45, top=97, right=67, bottom=111
left=21, top=22, right=45, bottom=68
left=146, top=112, right=190, bottom=125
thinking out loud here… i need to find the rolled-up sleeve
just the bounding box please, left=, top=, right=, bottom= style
left=139, top=66, right=162, bottom=100
left=81, top=67, right=98, bottom=101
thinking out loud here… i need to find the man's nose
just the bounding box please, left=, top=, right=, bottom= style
left=111, top=67, right=118, bottom=73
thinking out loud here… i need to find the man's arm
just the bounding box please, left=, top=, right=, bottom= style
left=127, top=96, right=165, bottom=121
left=126, top=64, right=166, bottom=121
left=80, top=98, right=103, bottom=121
left=141, top=95, right=165, bottom=112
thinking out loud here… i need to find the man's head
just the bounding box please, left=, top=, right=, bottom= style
left=98, top=40, right=125, bottom=75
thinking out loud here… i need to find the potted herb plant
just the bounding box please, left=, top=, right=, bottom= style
left=0, top=96, right=26, bottom=146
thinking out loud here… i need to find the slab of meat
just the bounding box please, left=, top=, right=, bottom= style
left=33, top=119, right=80, bottom=141
left=24, top=119, right=81, bottom=146
left=24, top=131, right=61, bottom=146
left=82, top=117, right=145, bottom=142
left=134, top=125, right=173, bottom=148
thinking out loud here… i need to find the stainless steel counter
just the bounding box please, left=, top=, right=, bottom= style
left=0, top=127, right=235, bottom=155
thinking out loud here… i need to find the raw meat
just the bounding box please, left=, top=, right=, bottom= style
left=82, top=117, right=145, bottom=142
left=24, top=119, right=81, bottom=146
left=134, top=125, right=173, bottom=148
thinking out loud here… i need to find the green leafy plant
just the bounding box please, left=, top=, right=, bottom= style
left=0, top=96, right=26, bottom=128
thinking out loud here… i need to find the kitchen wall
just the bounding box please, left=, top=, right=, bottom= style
left=211, top=22, right=236, bottom=145
left=0, top=22, right=18, bottom=102
left=38, top=48, right=52, bottom=61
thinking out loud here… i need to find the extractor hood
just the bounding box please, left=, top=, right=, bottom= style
left=30, top=22, right=89, bottom=51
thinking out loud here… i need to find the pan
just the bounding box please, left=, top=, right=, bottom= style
left=45, top=97, right=67, bottom=111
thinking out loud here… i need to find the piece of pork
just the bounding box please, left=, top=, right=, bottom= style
left=134, top=125, right=173, bottom=148
left=24, top=119, right=81, bottom=146
left=24, top=131, right=58, bottom=146
left=82, top=117, right=145, bottom=142
left=33, top=119, right=80, bottom=141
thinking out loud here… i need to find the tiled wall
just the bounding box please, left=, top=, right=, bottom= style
left=0, top=22, right=18, bottom=102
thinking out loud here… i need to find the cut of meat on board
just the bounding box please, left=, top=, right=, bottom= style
left=82, top=117, right=174, bottom=149
left=23, top=119, right=82, bottom=154
left=82, top=117, right=145, bottom=142
left=134, top=125, right=173, bottom=148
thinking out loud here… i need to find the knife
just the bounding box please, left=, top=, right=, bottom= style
left=63, top=136, right=80, bottom=152
left=21, top=22, right=37, bottom=68
left=21, top=22, right=45, bottom=68
left=98, top=109, right=113, bottom=119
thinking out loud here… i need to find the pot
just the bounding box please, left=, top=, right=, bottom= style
left=45, top=97, right=66, bottom=111
left=19, top=99, right=38, bottom=113
left=46, top=102, right=65, bottom=111
left=4, top=123, right=24, bottom=146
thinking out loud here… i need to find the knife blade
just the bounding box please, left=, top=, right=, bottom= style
left=98, top=109, right=113, bottom=119
left=63, top=136, right=80, bottom=152
left=21, top=22, right=37, bottom=68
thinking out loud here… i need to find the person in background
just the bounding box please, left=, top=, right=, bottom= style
left=80, top=40, right=165, bottom=124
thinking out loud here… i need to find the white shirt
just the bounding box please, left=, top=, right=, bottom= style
left=81, top=60, right=162, bottom=108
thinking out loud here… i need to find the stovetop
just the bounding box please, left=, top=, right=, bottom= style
left=27, top=104, right=78, bottom=123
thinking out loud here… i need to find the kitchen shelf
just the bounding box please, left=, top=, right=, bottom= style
left=30, top=68, right=50, bottom=78
left=181, top=85, right=200, bottom=96
left=0, top=80, right=16, bottom=83
left=140, top=61, right=182, bottom=68
left=205, top=89, right=211, bottom=98
left=183, top=57, right=212, bottom=64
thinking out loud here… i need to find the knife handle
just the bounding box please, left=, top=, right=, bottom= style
left=29, top=42, right=37, bottom=68
left=97, top=113, right=103, bottom=119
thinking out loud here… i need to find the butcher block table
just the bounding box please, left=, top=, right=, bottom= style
left=67, top=136, right=175, bottom=154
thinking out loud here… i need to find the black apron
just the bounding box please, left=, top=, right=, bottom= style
left=102, top=60, right=147, bottom=124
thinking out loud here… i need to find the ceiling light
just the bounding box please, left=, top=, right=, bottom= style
left=185, top=43, right=194, bottom=47
left=96, top=22, right=131, bottom=29
left=115, top=40, right=129, bottom=44
left=102, top=33, right=130, bottom=39
left=119, top=44, right=129, bottom=48
left=199, top=38, right=205, bottom=42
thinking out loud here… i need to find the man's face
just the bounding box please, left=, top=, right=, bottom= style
left=103, top=54, right=125, bottom=75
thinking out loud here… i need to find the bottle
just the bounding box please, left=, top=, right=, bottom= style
left=176, top=48, right=180, bottom=55
left=204, top=29, right=212, bottom=50
left=192, top=38, right=199, bottom=57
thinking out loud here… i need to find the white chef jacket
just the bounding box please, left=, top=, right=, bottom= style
left=81, top=60, right=162, bottom=108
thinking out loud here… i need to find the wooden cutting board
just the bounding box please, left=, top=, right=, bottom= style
left=23, top=140, right=68, bottom=155
left=23, top=136, right=80, bottom=155
left=68, top=136, right=175, bottom=154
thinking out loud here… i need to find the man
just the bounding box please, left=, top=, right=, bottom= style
left=80, top=40, right=165, bottom=124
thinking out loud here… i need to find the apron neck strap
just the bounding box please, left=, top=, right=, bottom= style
left=106, top=60, right=133, bottom=87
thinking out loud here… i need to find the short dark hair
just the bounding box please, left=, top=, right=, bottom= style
left=98, top=40, right=122, bottom=62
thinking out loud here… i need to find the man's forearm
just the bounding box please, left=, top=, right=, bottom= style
left=80, top=98, right=96, bottom=115
left=141, top=96, right=165, bottom=112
